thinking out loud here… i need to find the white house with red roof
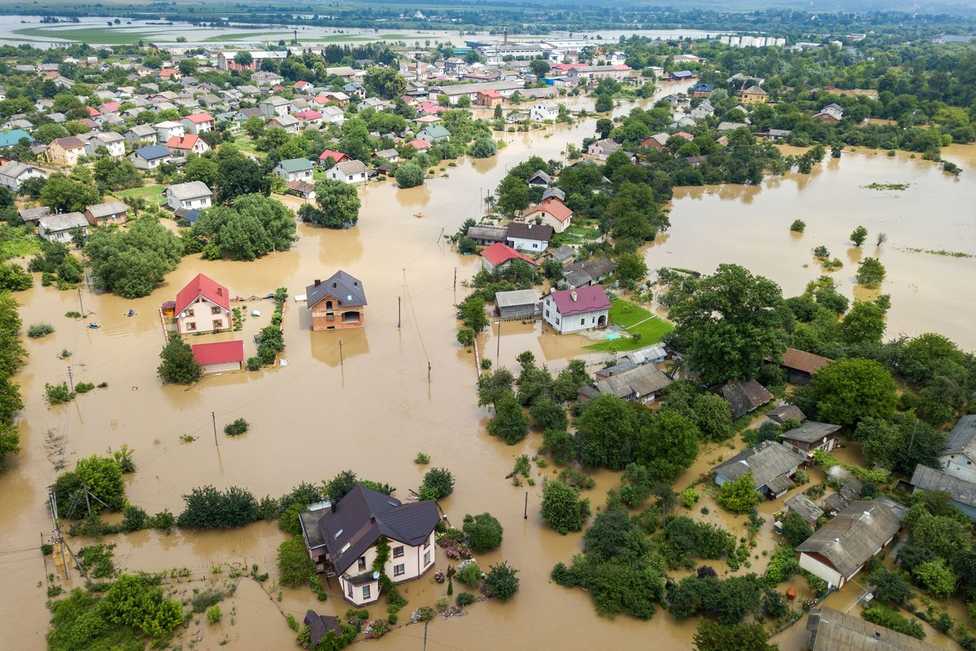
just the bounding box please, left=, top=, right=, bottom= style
left=165, top=134, right=210, bottom=157
left=191, top=340, right=244, bottom=374
left=319, top=149, right=349, bottom=166
left=523, top=196, right=573, bottom=233
left=181, top=113, right=214, bottom=135
left=175, top=273, right=231, bottom=335
left=480, top=242, right=538, bottom=273
left=542, top=285, right=610, bottom=334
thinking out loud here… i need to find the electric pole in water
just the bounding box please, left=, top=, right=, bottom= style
left=66, top=366, right=74, bottom=392
left=212, top=411, right=218, bottom=449
left=77, top=287, right=85, bottom=317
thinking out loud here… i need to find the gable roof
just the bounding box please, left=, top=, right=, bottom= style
left=39, top=212, right=88, bottom=232
left=51, top=136, right=85, bottom=150
left=808, top=607, right=940, bottom=651
left=135, top=145, right=170, bottom=160
left=911, top=464, right=976, bottom=509
left=319, top=149, right=348, bottom=163
left=781, top=347, right=832, bottom=375
left=191, top=340, right=244, bottom=366
left=334, top=159, right=368, bottom=176
left=481, top=242, right=537, bottom=267
left=183, top=112, right=213, bottom=123
left=277, top=158, right=314, bottom=173
left=944, top=415, right=976, bottom=461
left=721, top=379, right=773, bottom=418
left=166, top=134, right=202, bottom=150
left=506, top=222, right=553, bottom=242
left=167, top=180, right=211, bottom=200
left=315, top=485, right=439, bottom=575
left=549, top=285, right=610, bottom=317
left=85, top=200, right=128, bottom=219
left=785, top=493, right=824, bottom=525
left=797, top=499, right=906, bottom=578
left=781, top=421, right=841, bottom=444
left=714, top=440, right=805, bottom=489
left=529, top=196, right=573, bottom=223
left=594, top=363, right=672, bottom=400
left=306, top=270, right=367, bottom=309
left=175, top=273, right=229, bottom=315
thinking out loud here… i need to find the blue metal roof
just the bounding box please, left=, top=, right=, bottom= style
left=0, top=129, right=33, bottom=148
left=135, top=145, right=170, bottom=160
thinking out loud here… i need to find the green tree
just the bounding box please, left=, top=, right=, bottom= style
left=496, top=174, right=531, bottom=216
left=780, top=510, right=813, bottom=546
left=177, top=485, right=258, bottom=529
left=488, top=392, right=528, bottom=444
left=300, top=179, right=360, bottom=228
left=234, top=51, right=253, bottom=67
left=529, top=396, right=567, bottom=431
left=85, top=217, right=183, bottom=298
left=395, top=162, right=424, bottom=188
left=216, top=147, right=270, bottom=202
left=635, top=408, right=699, bottom=482
left=595, top=94, right=613, bottom=113
left=717, top=473, right=760, bottom=514
left=483, top=562, right=519, bottom=601
left=870, top=567, right=912, bottom=606
left=462, top=513, right=503, bottom=553
left=913, top=558, right=957, bottom=598
left=801, top=359, right=897, bottom=427
left=850, top=225, right=868, bottom=247
left=40, top=173, right=99, bottom=213
left=183, top=155, right=220, bottom=189
left=575, top=394, right=639, bottom=470
left=469, top=137, right=497, bottom=159
left=0, top=263, right=32, bottom=291
left=364, top=66, right=407, bottom=100
left=664, top=264, right=790, bottom=385
left=529, top=59, right=551, bottom=77
left=157, top=334, right=201, bottom=384
left=840, top=300, right=887, bottom=344
left=541, top=479, right=590, bottom=534
left=856, top=257, right=886, bottom=288
left=418, top=467, right=455, bottom=501
left=93, top=157, right=141, bottom=192
left=457, top=294, right=488, bottom=332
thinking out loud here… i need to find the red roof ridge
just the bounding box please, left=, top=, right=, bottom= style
left=175, top=273, right=230, bottom=315
left=191, top=340, right=244, bottom=366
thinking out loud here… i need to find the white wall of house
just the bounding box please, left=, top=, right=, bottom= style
left=326, top=167, right=366, bottom=184
left=201, top=361, right=241, bottom=375
left=336, top=531, right=437, bottom=604
left=166, top=192, right=212, bottom=212
left=0, top=166, right=46, bottom=190
left=508, top=236, right=548, bottom=253
left=177, top=296, right=230, bottom=334
left=155, top=123, right=184, bottom=141
left=799, top=553, right=845, bottom=589
left=40, top=227, right=85, bottom=244
left=541, top=296, right=608, bottom=334
left=941, top=454, right=976, bottom=483
left=276, top=168, right=313, bottom=183
left=182, top=119, right=213, bottom=134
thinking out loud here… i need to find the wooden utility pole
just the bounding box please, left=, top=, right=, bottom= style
left=524, top=491, right=528, bottom=519
left=212, top=411, right=218, bottom=449
left=496, top=320, right=501, bottom=365
left=77, top=287, right=85, bottom=317
left=452, top=267, right=457, bottom=305
left=339, top=339, right=344, bottom=368
left=66, top=366, right=74, bottom=392
left=427, top=361, right=431, bottom=385
left=397, top=296, right=401, bottom=329
left=423, top=620, right=428, bottom=651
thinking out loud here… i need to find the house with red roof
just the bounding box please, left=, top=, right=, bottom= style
left=175, top=273, right=232, bottom=335
left=181, top=112, right=214, bottom=135
left=159, top=67, right=179, bottom=80
left=294, top=80, right=313, bottom=94
left=407, top=139, right=431, bottom=151
left=542, top=285, right=610, bottom=334
left=480, top=242, right=538, bottom=274
left=476, top=90, right=503, bottom=107
left=99, top=101, right=120, bottom=115
left=85, top=106, right=101, bottom=119
left=522, top=196, right=574, bottom=233
left=191, top=340, right=244, bottom=374
left=293, top=109, right=323, bottom=127
left=319, top=149, right=349, bottom=166
left=166, top=134, right=210, bottom=157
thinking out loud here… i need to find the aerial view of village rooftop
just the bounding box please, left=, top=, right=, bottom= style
left=0, top=0, right=975, bottom=649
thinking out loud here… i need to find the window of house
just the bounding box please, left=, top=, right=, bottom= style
left=347, top=582, right=353, bottom=598
left=186, top=322, right=196, bottom=331
left=357, top=557, right=367, bottom=571
left=187, top=308, right=195, bottom=317
left=213, top=319, right=223, bottom=329
left=211, top=306, right=222, bottom=315
left=423, top=538, right=430, bottom=550
left=362, top=585, right=371, bottom=600
left=393, top=546, right=404, bottom=558
left=423, top=550, right=431, bottom=566
left=580, top=318, right=585, bottom=325
left=393, top=564, right=405, bottom=577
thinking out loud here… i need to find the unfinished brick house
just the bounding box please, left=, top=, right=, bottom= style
left=306, top=270, right=366, bottom=331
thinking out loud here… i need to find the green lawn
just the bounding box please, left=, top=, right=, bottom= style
left=552, top=222, right=601, bottom=247
left=586, top=298, right=673, bottom=353
left=0, top=224, right=41, bottom=261
left=228, top=135, right=262, bottom=158
left=115, top=184, right=165, bottom=207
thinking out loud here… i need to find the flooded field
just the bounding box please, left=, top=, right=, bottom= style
left=2, top=84, right=976, bottom=650
left=654, top=146, right=976, bottom=349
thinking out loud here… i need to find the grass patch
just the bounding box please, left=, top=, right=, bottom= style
left=552, top=221, right=601, bottom=247
left=0, top=224, right=41, bottom=260
left=585, top=298, right=673, bottom=353
left=116, top=184, right=165, bottom=207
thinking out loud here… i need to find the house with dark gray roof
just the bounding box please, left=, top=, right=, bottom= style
left=780, top=421, right=841, bottom=458
left=720, top=379, right=773, bottom=419
left=466, top=225, right=507, bottom=246
left=298, top=484, right=439, bottom=605
left=797, top=498, right=906, bottom=589
left=495, top=289, right=540, bottom=321
left=910, top=464, right=976, bottom=521
left=784, top=493, right=823, bottom=526
left=581, top=363, right=673, bottom=404
left=713, top=440, right=806, bottom=499
left=306, top=270, right=367, bottom=331
left=939, top=415, right=976, bottom=483
left=807, top=607, right=941, bottom=651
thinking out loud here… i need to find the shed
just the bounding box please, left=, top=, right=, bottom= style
left=304, top=611, right=342, bottom=648
left=590, top=364, right=672, bottom=404
left=784, top=493, right=824, bottom=526
left=720, top=379, right=773, bottom=419
left=780, top=347, right=832, bottom=384
left=768, top=404, right=806, bottom=426
left=781, top=421, right=841, bottom=457
left=191, top=340, right=244, bottom=374
left=495, top=289, right=540, bottom=321
left=910, top=464, right=976, bottom=521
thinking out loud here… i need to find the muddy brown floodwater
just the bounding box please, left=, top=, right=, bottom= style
left=2, top=81, right=974, bottom=651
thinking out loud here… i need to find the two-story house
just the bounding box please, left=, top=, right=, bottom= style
left=47, top=136, right=87, bottom=166
left=274, top=158, right=314, bottom=184
left=306, top=270, right=367, bottom=330
left=174, top=273, right=231, bottom=334
left=166, top=181, right=213, bottom=212
left=131, top=145, right=172, bottom=170
left=260, top=96, right=291, bottom=119
left=181, top=112, right=214, bottom=135
left=299, top=484, right=439, bottom=605
left=542, top=285, right=610, bottom=334
left=154, top=120, right=185, bottom=142
left=326, top=160, right=368, bottom=184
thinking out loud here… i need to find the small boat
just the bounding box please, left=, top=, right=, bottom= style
left=87, top=322, right=100, bottom=329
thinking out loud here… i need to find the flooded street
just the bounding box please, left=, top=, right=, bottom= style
left=2, top=81, right=976, bottom=650
left=654, top=146, right=976, bottom=348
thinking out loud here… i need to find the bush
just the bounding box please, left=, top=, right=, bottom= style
left=716, top=473, right=760, bottom=514
left=395, top=162, right=424, bottom=188
left=246, top=356, right=261, bottom=371
left=542, top=429, right=576, bottom=465
left=456, top=562, right=482, bottom=587
left=418, top=468, right=454, bottom=501
left=54, top=455, right=126, bottom=518
left=789, top=219, right=806, bottom=233
left=157, top=334, right=201, bottom=384
left=224, top=418, right=249, bottom=436
left=278, top=536, right=315, bottom=588
left=483, top=562, right=519, bottom=601
left=862, top=604, right=925, bottom=639
left=45, top=382, right=75, bottom=405
left=177, top=485, right=258, bottom=529
left=462, top=513, right=503, bottom=553
left=663, top=517, right=736, bottom=566
left=679, top=487, right=699, bottom=509
left=206, top=605, right=222, bottom=624
left=541, top=480, right=590, bottom=534
left=28, top=323, right=54, bottom=338
left=779, top=511, right=813, bottom=547
left=75, top=382, right=95, bottom=394
left=870, top=567, right=912, bottom=606
left=121, top=505, right=147, bottom=532
left=456, top=592, right=476, bottom=607
left=414, top=452, right=430, bottom=465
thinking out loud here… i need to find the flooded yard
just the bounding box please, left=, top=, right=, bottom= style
left=2, top=84, right=976, bottom=650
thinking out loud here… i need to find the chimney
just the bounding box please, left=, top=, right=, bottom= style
left=314, top=279, right=321, bottom=286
